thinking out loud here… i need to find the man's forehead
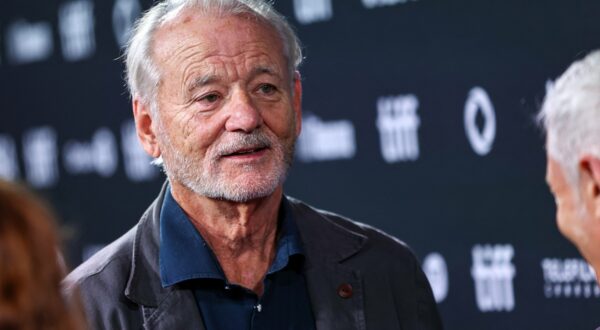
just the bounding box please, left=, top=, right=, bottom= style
left=152, top=10, right=285, bottom=72
left=155, top=9, right=281, bottom=51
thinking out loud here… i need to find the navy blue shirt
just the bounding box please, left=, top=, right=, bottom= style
left=159, top=187, right=316, bottom=330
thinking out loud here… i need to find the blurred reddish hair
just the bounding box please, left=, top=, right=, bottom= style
left=0, top=180, right=84, bottom=330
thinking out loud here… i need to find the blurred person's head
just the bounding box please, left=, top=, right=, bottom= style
left=539, top=50, right=600, bottom=282
left=0, top=180, right=83, bottom=329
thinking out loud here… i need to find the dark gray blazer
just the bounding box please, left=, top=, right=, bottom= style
left=63, top=184, right=443, bottom=329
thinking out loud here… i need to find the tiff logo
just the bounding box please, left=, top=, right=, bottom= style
left=23, top=127, right=59, bottom=188
left=59, top=0, right=96, bottom=61
left=471, top=244, right=516, bottom=312
left=6, top=20, right=53, bottom=65
left=293, top=0, right=333, bottom=25
left=296, top=114, right=356, bottom=162
left=376, top=94, right=420, bottom=163
left=63, top=128, right=118, bottom=177
left=0, top=135, right=20, bottom=180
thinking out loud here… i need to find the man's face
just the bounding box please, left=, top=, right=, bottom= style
left=150, top=11, right=301, bottom=202
left=546, top=156, right=586, bottom=244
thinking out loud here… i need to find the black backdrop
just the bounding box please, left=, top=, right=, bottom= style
left=2, top=0, right=600, bottom=329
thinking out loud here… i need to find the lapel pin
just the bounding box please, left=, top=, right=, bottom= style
left=337, top=283, right=353, bottom=299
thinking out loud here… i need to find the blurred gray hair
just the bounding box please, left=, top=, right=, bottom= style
left=538, top=50, right=600, bottom=185
left=124, top=0, right=303, bottom=113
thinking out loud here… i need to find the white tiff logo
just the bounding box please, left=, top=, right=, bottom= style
left=0, top=135, right=19, bottom=180
left=471, top=244, right=516, bottom=312
left=59, top=0, right=96, bottom=61
left=293, top=0, right=333, bottom=25
left=376, top=94, right=420, bottom=163
left=22, top=127, right=59, bottom=188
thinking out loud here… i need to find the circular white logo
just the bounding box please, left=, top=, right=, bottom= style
left=423, top=252, right=449, bottom=303
left=464, top=87, right=496, bottom=156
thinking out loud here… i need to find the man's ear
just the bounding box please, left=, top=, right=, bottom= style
left=578, top=155, right=600, bottom=218
left=292, top=71, right=302, bottom=138
left=132, top=97, right=161, bottom=158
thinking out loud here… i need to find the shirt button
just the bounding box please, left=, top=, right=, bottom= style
left=337, top=283, right=353, bottom=299
left=254, top=304, right=263, bottom=312
left=224, top=285, right=230, bottom=290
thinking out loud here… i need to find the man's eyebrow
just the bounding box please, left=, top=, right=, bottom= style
left=186, top=66, right=280, bottom=92
left=187, top=74, right=218, bottom=92
left=249, top=66, right=279, bottom=78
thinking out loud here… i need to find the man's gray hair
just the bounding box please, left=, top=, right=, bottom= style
left=124, top=0, right=303, bottom=112
left=539, top=50, right=600, bottom=185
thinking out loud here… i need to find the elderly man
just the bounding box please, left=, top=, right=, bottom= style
left=539, top=50, right=600, bottom=283
left=64, top=0, right=442, bottom=329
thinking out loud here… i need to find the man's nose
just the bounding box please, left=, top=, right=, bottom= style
left=225, top=90, right=263, bottom=133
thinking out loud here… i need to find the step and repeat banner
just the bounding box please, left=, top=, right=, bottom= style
left=1, top=0, right=599, bottom=329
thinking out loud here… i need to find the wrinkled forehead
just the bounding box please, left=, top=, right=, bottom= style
left=150, top=8, right=287, bottom=75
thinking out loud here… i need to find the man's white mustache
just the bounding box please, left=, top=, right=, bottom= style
left=215, top=131, right=273, bottom=157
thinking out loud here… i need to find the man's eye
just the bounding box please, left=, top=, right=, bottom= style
left=258, top=84, right=277, bottom=95
left=199, top=94, right=219, bottom=103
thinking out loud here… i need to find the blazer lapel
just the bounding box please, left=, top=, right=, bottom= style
left=304, top=265, right=366, bottom=330
left=124, top=182, right=206, bottom=330
left=141, top=289, right=205, bottom=330
left=287, top=197, right=367, bottom=330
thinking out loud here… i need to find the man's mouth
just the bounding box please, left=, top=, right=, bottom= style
left=223, top=146, right=268, bottom=157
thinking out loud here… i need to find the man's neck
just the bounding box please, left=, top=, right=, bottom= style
left=169, top=181, right=282, bottom=295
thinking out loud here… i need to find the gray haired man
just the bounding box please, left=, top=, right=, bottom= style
left=64, top=0, right=442, bottom=329
left=539, top=50, right=600, bottom=282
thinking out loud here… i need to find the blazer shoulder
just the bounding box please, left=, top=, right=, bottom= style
left=63, top=226, right=136, bottom=299
left=286, top=196, right=417, bottom=263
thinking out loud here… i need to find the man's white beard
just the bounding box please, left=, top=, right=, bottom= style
left=157, top=126, right=295, bottom=203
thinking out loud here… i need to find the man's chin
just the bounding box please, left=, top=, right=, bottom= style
left=184, top=177, right=283, bottom=203
left=205, top=186, right=280, bottom=203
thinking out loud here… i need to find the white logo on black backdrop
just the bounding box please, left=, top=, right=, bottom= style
left=542, top=258, right=600, bottom=299
left=296, top=114, right=356, bottom=162
left=464, top=87, right=496, bottom=156
left=376, top=94, right=420, bottom=163
left=293, top=0, right=333, bottom=25
left=121, top=120, right=158, bottom=182
left=113, top=0, right=141, bottom=47
left=423, top=252, right=449, bottom=303
left=6, top=20, right=53, bottom=65
left=362, top=0, right=419, bottom=9
left=0, top=135, right=19, bottom=180
left=63, top=128, right=118, bottom=177
left=471, top=244, right=516, bottom=312
left=22, top=127, right=59, bottom=188
left=59, top=0, right=96, bottom=61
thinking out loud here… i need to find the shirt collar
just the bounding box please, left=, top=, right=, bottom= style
left=159, top=186, right=223, bottom=287
left=159, top=186, right=304, bottom=288
left=268, top=197, right=304, bottom=274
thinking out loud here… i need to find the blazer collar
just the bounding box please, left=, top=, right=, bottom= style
left=124, top=181, right=168, bottom=307
left=124, top=181, right=205, bottom=329
left=286, top=196, right=367, bottom=266
left=123, top=187, right=369, bottom=330
left=286, top=196, right=368, bottom=330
